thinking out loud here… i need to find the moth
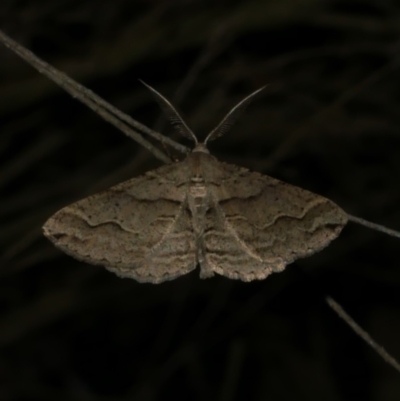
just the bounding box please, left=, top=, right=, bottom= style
left=43, top=83, right=348, bottom=283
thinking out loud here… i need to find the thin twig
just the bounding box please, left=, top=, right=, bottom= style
left=0, top=29, right=188, bottom=163
left=296, top=265, right=400, bottom=375
left=326, top=295, right=400, bottom=373
left=348, top=214, right=400, bottom=239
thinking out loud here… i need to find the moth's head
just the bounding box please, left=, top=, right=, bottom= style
left=192, top=143, right=210, bottom=154
left=140, top=80, right=266, bottom=152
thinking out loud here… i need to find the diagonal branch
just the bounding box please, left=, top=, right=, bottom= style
left=0, top=29, right=189, bottom=163
left=296, top=265, right=400, bottom=375
left=326, top=295, right=400, bottom=373
left=348, top=214, right=400, bottom=239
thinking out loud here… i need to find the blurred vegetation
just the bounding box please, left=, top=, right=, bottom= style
left=0, top=0, right=400, bottom=400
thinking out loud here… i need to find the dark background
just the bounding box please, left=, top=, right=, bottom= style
left=1, top=0, right=400, bottom=400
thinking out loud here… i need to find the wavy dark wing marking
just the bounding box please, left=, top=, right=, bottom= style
left=204, top=168, right=348, bottom=281
left=43, top=162, right=197, bottom=283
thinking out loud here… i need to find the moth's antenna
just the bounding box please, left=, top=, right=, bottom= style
left=204, top=86, right=267, bottom=144
left=140, top=80, right=198, bottom=144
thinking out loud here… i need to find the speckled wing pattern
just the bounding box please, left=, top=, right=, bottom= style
left=43, top=161, right=197, bottom=284
left=43, top=153, right=348, bottom=283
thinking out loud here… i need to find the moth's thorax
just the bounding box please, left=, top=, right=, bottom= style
left=186, top=149, right=217, bottom=193
left=189, top=166, right=207, bottom=200
left=185, top=149, right=214, bottom=202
